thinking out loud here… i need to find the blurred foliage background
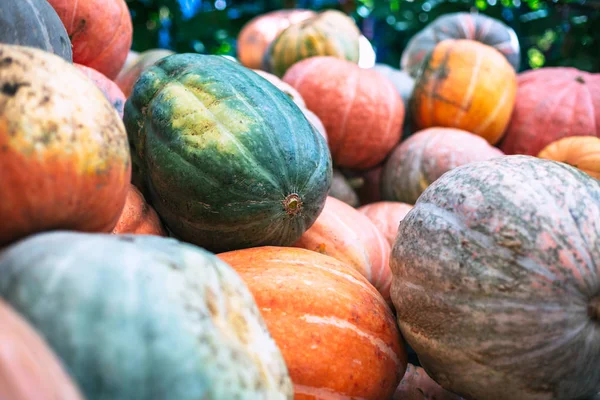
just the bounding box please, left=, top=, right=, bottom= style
left=125, top=0, right=600, bottom=72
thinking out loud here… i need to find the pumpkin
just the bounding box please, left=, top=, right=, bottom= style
left=114, top=48, right=175, bottom=98
left=122, top=50, right=140, bottom=71
left=218, top=247, right=406, bottom=400
left=390, top=155, right=600, bottom=400
left=125, top=54, right=332, bottom=253
left=0, top=44, right=131, bottom=247
left=0, top=232, right=294, bottom=400
left=237, top=9, right=316, bottom=70
left=301, top=107, right=327, bottom=142
left=0, top=299, right=83, bottom=400
left=267, top=10, right=361, bottom=77
left=500, top=68, right=600, bottom=156
left=75, top=63, right=126, bottom=118
left=112, top=184, right=166, bottom=236
left=0, top=0, right=72, bottom=62
left=381, top=127, right=504, bottom=204
left=372, top=64, right=415, bottom=107
left=358, top=202, right=413, bottom=247
left=537, top=136, right=600, bottom=179
left=401, top=12, right=520, bottom=77
left=253, top=69, right=305, bottom=107
left=393, top=364, right=464, bottom=400
left=284, top=56, right=405, bottom=169
left=293, top=196, right=392, bottom=301
left=329, top=169, right=360, bottom=207
left=47, top=0, right=133, bottom=79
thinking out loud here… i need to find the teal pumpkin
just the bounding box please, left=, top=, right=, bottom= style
left=125, top=54, right=332, bottom=252
left=0, top=231, right=294, bottom=400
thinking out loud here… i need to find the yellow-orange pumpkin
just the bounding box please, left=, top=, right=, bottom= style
left=537, top=136, right=600, bottom=179
left=218, top=247, right=406, bottom=400
left=358, top=202, right=413, bottom=247
left=112, top=184, right=166, bottom=236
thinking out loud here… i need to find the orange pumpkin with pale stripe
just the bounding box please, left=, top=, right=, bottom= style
left=411, top=39, right=517, bottom=145
left=218, top=247, right=406, bottom=400
left=358, top=202, right=413, bottom=247
left=112, top=184, right=166, bottom=236
left=537, top=136, right=600, bottom=179
left=293, top=196, right=392, bottom=302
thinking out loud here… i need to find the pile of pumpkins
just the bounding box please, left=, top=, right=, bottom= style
left=0, top=0, right=599, bottom=399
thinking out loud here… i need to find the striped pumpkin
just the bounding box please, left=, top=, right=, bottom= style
left=267, top=10, right=361, bottom=77
left=537, top=136, right=600, bottom=179
left=358, top=202, right=413, bottom=247
left=218, top=247, right=406, bottom=400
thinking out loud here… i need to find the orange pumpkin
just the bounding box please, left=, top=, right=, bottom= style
left=47, top=0, right=133, bottom=79
left=411, top=39, right=517, bottom=145
left=0, top=300, right=83, bottom=400
left=115, top=49, right=175, bottom=98
left=75, top=64, right=126, bottom=118
left=293, top=196, right=392, bottom=301
left=218, top=247, right=406, bottom=400
left=358, top=202, right=413, bottom=247
left=112, top=185, right=166, bottom=236
left=537, top=136, right=600, bottom=179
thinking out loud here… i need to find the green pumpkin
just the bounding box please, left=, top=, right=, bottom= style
left=0, top=231, right=293, bottom=400
left=125, top=54, right=332, bottom=253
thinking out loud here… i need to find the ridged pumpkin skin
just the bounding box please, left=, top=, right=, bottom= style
left=0, top=300, right=83, bottom=400
left=115, top=49, right=175, bottom=98
left=358, top=202, right=413, bottom=247
left=391, top=155, right=600, bottom=400
left=218, top=247, right=406, bottom=400
left=268, top=10, right=361, bottom=77
left=47, top=0, right=133, bottom=79
left=537, top=136, right=600, bottom=179
left=394, top=364, right=464, bottom=400
left=381, top=127, right=504, bottom=204
left=0, top=232, right=294, bottom=400
left=125, top=54, right=332, bottom=253
left=293, top=196, right=392, bottom=301
left=112, top=184, right=166, bottom=236
left=411, top=39, right=517, bottom=145
left=500, top=68, right=600, bottom=156
left=401, top=12, right=520, bottom=77
left=284, top=56, right=405, bottom=169
left=0, top=45, right=131, bottom=247
left=237, top=9, right=316, bottom=70
left=0, top=0, right=72, bottom=62
left=75, top=63, right=126, bottom=118
left=330, top=169, right=360, bottom=207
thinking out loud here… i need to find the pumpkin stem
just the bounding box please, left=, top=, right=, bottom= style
left=575, top=76, right=586, bottom=84
left=283, top=193, right=303, bottom=216
left=589, top=296, right=600, bottom=321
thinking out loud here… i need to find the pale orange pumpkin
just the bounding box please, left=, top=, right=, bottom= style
left=537, top=136, right=600, bottom=179
left=358, top=201, right=413, bottom=246
left=112, top=184, right=166, bottom=236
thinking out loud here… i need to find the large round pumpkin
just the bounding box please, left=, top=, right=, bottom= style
left=358, top=202, right=413, bottom=247
left=218, top=247, right=406, bottom=400
left=391, top=155, right=600, bottom=400
left=0, top=299, right=83, bottom=400
left=114, top=48, right=175, bottom=98
left=0, top=0, right=72, bottom=62
left=47, top=0, right=133, bottom=79
left=500, top=68, right=600, bottom=156
left=0, top=44, right=131, bottom=247
left=537, top=136, right=600, bottom=179
left=284, top=56, right=404, bottom=169
left=112, top=184, right=166, bottom=236
left=411, top=39, right=517, bottom=145
left=0, top=232, right=293, bottom=400
left=381, top=127, right=504, bottom=204
left=293, top=196, right=392, bottom=301
left=125, top=54, right=332, bottom=253
left=393, top=364, right=464, bottom=400
left=401, top=12, right=520, bottom=77
left=75, top=63, right=126, bottom=117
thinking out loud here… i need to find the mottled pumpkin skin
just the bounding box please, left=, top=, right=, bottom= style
left=268, top=10, right=361, bottom=77
left=75, top=63, right=126, bottom=117
left=115, top=49, right=175, bottom=98
left=391, top=155, right=600, bottom=400
left=293, top=196, right=392, bottom=302
left=0, top=300, right=83, bottom=400
left=0, top=45, right=131, bottom=247
left=125, top=54, right=332, bottom=253
left=284, top=56, right=405, bottom=169
left=381, top=127, right=504, bottom=204
left=393, top=364, right=464, bottom=400
left=0, top=232, right=294, bottom=400
left=112, top=184, right=166, bottom=236
left=401, top=12, right=520, bottom=77
left=538, top=136, right=600, bottom=179
left=329, top=169, right=360, bottom=207
left=500, top=68, right=600, bottom=156
left=218, top=247, right=406, bottom=400
left=47, top=0, right=133, bottom=79
left=358, top=201, right=413, bottom=247
left=0, top=0, right=72, bottom=62
left=411, top=39, right=517, bottom=145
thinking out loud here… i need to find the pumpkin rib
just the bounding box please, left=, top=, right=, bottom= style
left=453, top=48, right=483, bottom=127
left=472, top=78, right=512, bottom=137
left=68, top=0, right=79, bottom=32
left=332, top=67, right=360, bottom=158
left=84, top=2, right=128, bottom=70
left=26, top=0, right=53, bottom=50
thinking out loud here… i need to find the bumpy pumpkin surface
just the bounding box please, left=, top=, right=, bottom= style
left=218, top=247, right=406, bottom=400
left=0, top=44, right=131, bottom=247
left=112, top=184, right=166, bottom=236
left=0, top=300, right=83, bottom=400
left=0, top=232, right=294, bottom=400
left=0, top=0, right=72, bottom=62
left=359, top=201, right=413, bottom=247
left=537, top=136, right=600, bottom=179
left=500, top=68, right=600, bottom=156
left=391, top=155, right=600, bottom=400
left=75, top=63, right=126, bottom=117
left=125, top=54, right=331, bottom=253
left=393, top=364, right=463, bottom=400
left=115, top=49, right=175, bottom=98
